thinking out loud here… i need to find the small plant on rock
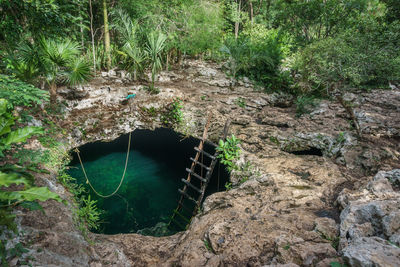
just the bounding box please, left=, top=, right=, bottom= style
left=235, top=97, right=246, bottom=108
left=161, top=98, right=184, bottom=127
left=217, top=134, right=241, bottom=172
left=75, top=195, right=102, bottom=232
left=224, top=182, right=233, bottom=191
left=295, top=95, right=318, bottom=117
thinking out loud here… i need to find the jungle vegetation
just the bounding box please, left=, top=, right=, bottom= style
left=0, top=0, right=399, bottom=262
left=0, top=0, right=398, bottom=98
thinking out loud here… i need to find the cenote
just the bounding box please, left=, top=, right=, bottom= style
left=67, top=128, right=229, bottom=236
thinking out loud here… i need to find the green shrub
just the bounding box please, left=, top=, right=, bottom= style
left=75, top=195, right=102, bottom=231
left=177, top=1, right=224, bottom=56
left=0, top=98, right=62, bottom=230
left=292, top=19, right=400, bottom=95
left=0, top=99, right=61, bottom=208
left=217, top=134, right=241, bottom=172
left=113, top=10, right=146, bottom=80
left=146, top=31, right=167, bottom=92
left=295, top=96, right=319, bottom=117
left=221, top=24, right=287, bottom=90
left=58, top=171, right=101, bottom=236
left=0, top=99, right=63, bottom=246
left=161, top=98, right=184, bottom=127
left=0, top=74, right=48, bottom=108
left=270, top=0, right=370, bottom=45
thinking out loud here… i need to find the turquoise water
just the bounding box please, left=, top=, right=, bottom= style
left=67, top=128, right=228, bottom=235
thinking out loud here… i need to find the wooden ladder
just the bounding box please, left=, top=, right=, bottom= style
left=168, top=117, right=230, bottom=231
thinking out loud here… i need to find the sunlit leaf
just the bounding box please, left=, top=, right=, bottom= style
left=0, top=187, right=62, bottom=202
left=3, top=126, right=43, bottom=146
left=0, top=171, right=31, bottom=188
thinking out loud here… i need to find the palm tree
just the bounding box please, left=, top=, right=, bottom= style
left=121, top=42, right=146, bottom=81
left=40, top=38, right=91, bottom=105
left=113, top=10, right=145, bottom=80
left=146, top=31, right=167, bottom=92
left=20, top=38, right=91, bottom=106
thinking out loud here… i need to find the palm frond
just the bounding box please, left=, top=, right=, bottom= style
left=146, top=31, right=167, bottom=57
left=39, top=38, right=80, bottom=67
left=112, top=9, right=139, bottom=43
left=64, top=57, right=92, bottom=86
left=17, top=42, right=40, bottom=70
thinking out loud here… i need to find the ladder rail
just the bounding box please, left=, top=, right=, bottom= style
left=168, top=119, right=231, bottom=230
left=193, top=120, right=231, bottom=216
left=169, top=113, right=213, bottom=226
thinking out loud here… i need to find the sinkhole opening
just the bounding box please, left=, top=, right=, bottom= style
left=67, top=128, right=229, bottom=236
left=289, top=147, right=323, bottom=156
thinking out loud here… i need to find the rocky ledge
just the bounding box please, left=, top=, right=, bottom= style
left=7, top=60, right=400, bottom=266
left=337, top=169, right=400, bottom=266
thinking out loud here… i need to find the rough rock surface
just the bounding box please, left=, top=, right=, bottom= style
left=337, top=170, right=400, bottom=266
left=6, top=60, right=400, bottom=266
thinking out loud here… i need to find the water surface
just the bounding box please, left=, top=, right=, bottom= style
left=68, top=128, right=228, bottom=235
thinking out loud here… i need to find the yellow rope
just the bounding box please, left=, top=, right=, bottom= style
left=74, top=132, right=132, bottom=198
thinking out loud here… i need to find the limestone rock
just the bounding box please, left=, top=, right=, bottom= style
left=314, top=217, right=339, bottom=239
left=337, top=169, right=400, bottom=264
left=12, top=59, right=400, bottom=266
left=343, top=237, right=400, bottom=267
left=374, top=169, right=400, bottom=187
left=267, top=92, right=294, bottom=107
left=58, top=86, right=89, bottom=100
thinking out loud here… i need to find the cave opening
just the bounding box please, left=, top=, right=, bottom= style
left=289, top=147, right=323, bottom=156
left=67, top=128, right=229, bottom=236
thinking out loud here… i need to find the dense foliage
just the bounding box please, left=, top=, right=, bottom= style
left=0, top=75, right=49, bottom=108
left=0, top=0, right=398, bottom=261
left=0, top=0, right=398, bottom=97
left=0, top=99, right=62, bottom=239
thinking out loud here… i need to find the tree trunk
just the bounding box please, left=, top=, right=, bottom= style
left=49, top=82, right=57, bottom=106
left=89, top=0, right=96, bottom=73
left=79, top=4, right=84, bottom=47
left=235, top=0, right=242, bottom=40
left=103, top=0, right=111, bottom=70
left=249, top=0, right=253, bottom=24
left=336, top=94, right=362, bottom=139
left=166, top=51, right=169, bottom=71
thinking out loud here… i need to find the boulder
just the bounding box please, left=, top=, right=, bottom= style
left=343, top=237, right=400, bottom=267
left=337, top=169, right=400, bottom=264
left=58, top=86, right=89, bottom=100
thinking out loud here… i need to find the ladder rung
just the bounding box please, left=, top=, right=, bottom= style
left=179, top=203, right=193, bottom=214
left=181, top=178, right=202, bottom=193
left=201, top=138, right=218, bottom=147
left=169, top=218, right=186, bottom=230
left=190, top=157, right=211, bottom=171
left=194, top=147, right=216, bottom=160
left=185, top=168, right=207, bottom=182
left=173, top=210, right=190, bottom=223
left=178, top=189, right=197, bottom=204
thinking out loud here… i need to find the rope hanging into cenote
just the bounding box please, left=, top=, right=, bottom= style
left=74, top=132, right=132, bottom=198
